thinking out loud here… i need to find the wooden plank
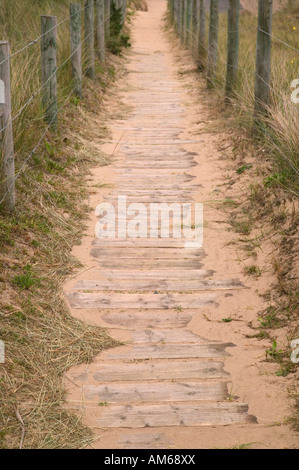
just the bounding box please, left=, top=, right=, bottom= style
left=117, top=155, right=194, bottom=160
left=92, top=238, right=200, bottom=248
left=116, top=174, right=195, bottom=181
left=114, top=184, right=196, bottom=190
left=93, top=403, right=256, bottom=428
left=92, top=361, right=229, bottom=382
left=90, top=248, right=204, bottom=260
left=118, top=140, right=202, bottom=145
left=107, top=189, right=198, bottom=195
left=101, top=312, right=192, bottom=328
left=67, top=292, right=216, bottom=309
left=99, top=269, right=214, bottom=279
left=115, top=162, right=196, bottom=169
left=72, top=279, right=244, bottom=292
left=117, top=152, right=196, bottom=157
left=84, top=381, right=228, bottom=403
left=130, top=329, right=219, bottom=344
left=104, top=197, right=195, bottom=203
left=105, top=192, right=196, bottom=198
left=116, top=169, right=195, bottom=176
left=115, top=176, right=195, bottom=183
left=107, top=343, right=234, bottom=360
left=92, top=259, right=204, bottom=269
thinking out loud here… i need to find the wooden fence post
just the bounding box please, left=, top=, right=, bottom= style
left=0, top=42, right=15, bottom=212
left=185, top=0, right=192, bottom=47
left=84, top=0, right=95, bottom=79
left=70, top=4, right=82, bottom=98
left=169, top=0, right=174, bottom=24
left=254, top=0, right=273, bottom=116
left=181, top=0, right=186, bottom=43
left=177, top=0, right=182, bottom=37
left=104, top=0, right=111, bottom=40
left=174, top=0, right=178, bottom=29
left=225, top=0, right=240, bottom=99
left=41, top=16, right=58, bottom=128
left=96, top=0, right=105, bottom=61
left=198, top=0, right=206, bottom=69
left=192, top=0, right=198, bottom=57
left=122, top=0, right=127, bottom=21
left=207, top=0, right=219, bottom=88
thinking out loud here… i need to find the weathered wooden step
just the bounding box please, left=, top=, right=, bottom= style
left=92, top=403, right=256, bottom=428
left=107, top=189, right=198, bottom=195
left=92, top=238, right=203, bottom=248
left=98, top=269, right=213, bottom=279
left=130, top=329, right=221, bottom=344
left=118, top=154, right=196, bottom=161
left=73, top=279, right=244, bottom=292
left=84, top=381, right=229, bottom=404
left=90, top=248, right=204, bottom=260
left=115, top=161, right=196, bottom=169
left=92, top=259, right=204, bottom=269
left=116, top=170, right=194, bottom=177
left=116, top=178, right=195, bottom=185
left=67, top=292, right=215, bottom=309
left=91, top=361, right=229, bottom=382
left=107, top=343, right=233, bottom=360
left=101, top=312, right=192, bottom=328
left=115, top=177, right=195, bottom=185
left=104, top=197, right=194, bottom=203
left=118, top=152, right=195, bottom=158
left=115, top=168, right=194, bottom=175
left=118, top=140, right=200, bottom=145
left=114, top=184, right=196, bottom=191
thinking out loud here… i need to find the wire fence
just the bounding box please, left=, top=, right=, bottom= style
left=0, top=2, right=96, bottom=67
left=0, top=0, right=127, bottom=212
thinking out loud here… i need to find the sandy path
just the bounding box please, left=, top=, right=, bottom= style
left=64, top=0, right=298, bottom=449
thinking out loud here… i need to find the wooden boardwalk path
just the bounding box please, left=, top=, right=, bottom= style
left=65, top=0, right=257, bottom=449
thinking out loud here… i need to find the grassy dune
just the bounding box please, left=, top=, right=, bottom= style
left=211, top=2, right=299, bottom=194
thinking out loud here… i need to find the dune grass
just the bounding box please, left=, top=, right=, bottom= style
left=207, top=2, right=299, bottom=194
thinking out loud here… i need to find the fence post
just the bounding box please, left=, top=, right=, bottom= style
left=174, top=0, right=178, bottom=29
left=0, top=42, right=15, bottom=212
left=70, top=4, right=82, bottom=98
left=96, top=0, right=105, bottom=61
left=181, top=0, right=186, bottom=43
left=254, top=0, right=273, bottom=117
left=171, top=0, right=175, bottom=24
left=85, top=0, right=95, bottom=79
left=225, top=0, right=240, bottom=100
left=192, top=0, right=198, bottom=57
left=198, top=0, right=206, bottom=69
left=104, top=0, right=111, bottom=40
left=177, top=0, right=182, bottom=37
left=122, top=0, right=127, bottom=21
left=185, top=0, right=192, bottom=47
left=41, top=16, right=58, bottom=128
left=207, top=0, right=219, bottom=88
